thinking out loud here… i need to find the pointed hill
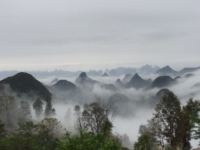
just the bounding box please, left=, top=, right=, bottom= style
left=122, top=74, right=133, bottom=84
left=157, top=66, right=178, bottom=76
left=152, top=76, right=175, bottom=88
left=75, top=72, right=99, bottom=89
left=126, top=73, right=150, bottom=89
left=53, top=80, right=77, bottom=91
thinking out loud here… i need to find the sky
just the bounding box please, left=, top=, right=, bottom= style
left=0, top=0, right=200, bottom=70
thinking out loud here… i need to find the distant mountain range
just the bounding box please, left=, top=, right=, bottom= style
left=157, top=66, right=200, bottom=77
left=156, top=66, right=178, bottom=77
left=0, top=65, right=199, bottom=103
left=0, top=65, right=199, bottom=79
left=0, top=68, right=198, bottom=116
left=179, top=66, right=200, bottom=74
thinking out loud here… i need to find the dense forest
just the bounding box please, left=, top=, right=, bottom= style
left=0, top=86, right=200, bottom=150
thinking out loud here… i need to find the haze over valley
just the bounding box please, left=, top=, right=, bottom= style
left=1, top=0, right=200, bottom=149
left=0, top=65, right=200, bottom=149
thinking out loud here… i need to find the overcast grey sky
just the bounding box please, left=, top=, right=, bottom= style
left=0, top=0, right=200, bottom=70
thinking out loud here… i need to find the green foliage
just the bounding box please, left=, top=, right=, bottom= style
left=81, top=102, right=110, bottom=134
left=57, top=132, right=124, bottom=150
left=0, top=120, right=5, bottom=139
left=184, top=99, right=200, bottom=139
left=134, top=124, right=158, bottom=150
left=0, top=119, right=60, bottom=150
left=0, top=102, right=127, bottom=150
left=57, top=103, right=125, bottom=150
left=1, top=91, right=200, bottom=150
left=0, top=120, right=6, bottom=150
left=134, top=133, right=157, bottom=150
left=137, top=91, right=200, bottom=150
left=58, top=102, right=126, bottom=150
left=154, top=91, right=181, bottom=147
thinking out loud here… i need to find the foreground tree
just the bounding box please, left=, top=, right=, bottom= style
left=136, top=90, right=200, bottom=150
left=80, top=102, right=111, bottom=135
left=57, top=132, right=125, bottom=150
left=183, top=99, right=200, bottom=147
left=134, top=125, right=158, bottom=150
left=153, top=91, right=181, bottom=148
left=1, top=118, right=61, bottom=150
left=58, top=102, right=126, bottom=150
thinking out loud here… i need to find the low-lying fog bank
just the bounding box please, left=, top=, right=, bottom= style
left=0, top=67, right=200, bottom=149
left=46, top=70, right=200, bottom=147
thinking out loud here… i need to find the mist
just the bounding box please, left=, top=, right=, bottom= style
left=43, top=69, right=200, bottom=148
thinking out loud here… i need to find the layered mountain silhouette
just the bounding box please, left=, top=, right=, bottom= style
left=152, top=76, right=175, bottom=88
left=126, top=73, right=151, bottom=89
left=53, top=80, right=77, bottom=91
left=51, top=79, right=80, bottom=102
left=157, top=66, right=178, bottom=77
left=122, top=74, right=133, bottom=84
left=115, top=79, right=124, bottom=87
left=180, top=67, right=200, bottom=75
left=75, top=72, right=98, bottom=85
left=0, top=72, right=51, bottom=102
left=156, top=88, right=172, bottom=98
left=108, top=93, right=132, bottom=116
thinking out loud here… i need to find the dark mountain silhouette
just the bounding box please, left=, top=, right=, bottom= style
left=0, top=72, right=51, bottom=102
left=126, top=73, right=150, bottom=89
left=152, top=76, right=175, bottom=88
left=156, top=88, right=172, bottom=98
left=180, top=67, right=200, bottom=75
left=76, top=72, right=117, bottom=91
left=115, top=79, right=124, bottom=87
left=51, top=79, right=81, bottom=102
left=157, top=66, right=178, bottom=76
left=75, top=72, right=99, bottom=89
left=108, top=93, right=132, bottom=116
left=53, top=80, right=77, bottom=91
left=122, top=74, right=133, bottom=84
